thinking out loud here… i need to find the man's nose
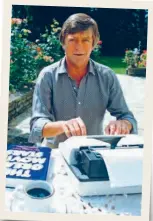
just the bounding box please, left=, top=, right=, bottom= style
left=75, top=40, right=84, bottom=50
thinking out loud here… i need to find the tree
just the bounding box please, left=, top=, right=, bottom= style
left=12, top=5, right=148, bottom=56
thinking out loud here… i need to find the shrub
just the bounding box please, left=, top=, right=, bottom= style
left=123, top=48, right=147, bottom=68
left=138, top=50, right=147, bottom=67
left=10, top=18, right=37, bottom=92
left=10, top=18, right=64, bottom=92
left=91, top=40, right=102, bottom=60
left=34, top=19, right=63, bottom=71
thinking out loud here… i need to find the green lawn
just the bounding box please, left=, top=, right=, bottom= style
left=95, top=56, right=127, bottom=75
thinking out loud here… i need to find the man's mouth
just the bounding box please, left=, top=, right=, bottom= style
left=73, top=54, right=85, bottom=56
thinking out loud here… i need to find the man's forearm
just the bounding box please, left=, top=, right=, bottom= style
left=42, top=121, right=64, bottom=138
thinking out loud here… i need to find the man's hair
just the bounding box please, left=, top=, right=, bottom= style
left=59, top=13, right=100, bottom=48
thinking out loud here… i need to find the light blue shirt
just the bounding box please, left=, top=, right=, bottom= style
left=28, top=57, right=137, bottom=147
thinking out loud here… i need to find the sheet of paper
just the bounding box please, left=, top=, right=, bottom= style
left=96, top=148, right=143, bottom=188
left=117, top=134, right=144, bottom=146
left=64, top=136, right=111, bottom=148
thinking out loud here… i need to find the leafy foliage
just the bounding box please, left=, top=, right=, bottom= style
left=139, top=50, right=147, bottom=67
left=10, top=18, right=37, bottom=91
left=10, top=18, right=64, bottom=92
left=91, top=40, right=102, bottom=59
left=123, top=48, right=147, bottom=68
left=34, top=19, right=64, bottom=71
left=12, top=6, right=148, bottom=56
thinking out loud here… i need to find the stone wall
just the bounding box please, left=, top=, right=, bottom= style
left=8, top=90, right=33, bottom=122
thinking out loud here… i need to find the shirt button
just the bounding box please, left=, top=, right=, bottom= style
left=78, top=102, right=81, bottom=105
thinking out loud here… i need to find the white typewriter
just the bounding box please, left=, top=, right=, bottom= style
left=59, top=135, right=143, bottom=196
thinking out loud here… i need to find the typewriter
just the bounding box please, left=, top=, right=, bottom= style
left=59, top=135, right=143, bottom=196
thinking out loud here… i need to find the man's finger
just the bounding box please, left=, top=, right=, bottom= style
left=67, top=122, right=77, bottom=136
left=114, top=122, right=121, bottom=134
left=121, top=124, right=130, bottom=134
left=105, top=121, right=116, bottom=134
left=76, top=117, right=87, bottom=135
left=72, top=119, right=82, bottom=136
left=120, top=124, right=126, bottom=134
left=104, top=125, right=110, bottom=134
left=109, top=123, right=116, bottom=135
left=63, top=124, right=71, bottom=137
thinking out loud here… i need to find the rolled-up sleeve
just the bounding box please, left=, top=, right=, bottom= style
left=107, top=70, right=137, bottom=134
left=28, top=69, right=55, bottom=143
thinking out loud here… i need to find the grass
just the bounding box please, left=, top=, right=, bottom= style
left=95, top=56, right=127, bottom=75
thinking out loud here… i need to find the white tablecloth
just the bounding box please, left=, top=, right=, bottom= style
left=5, top=149, right=142, bottom=215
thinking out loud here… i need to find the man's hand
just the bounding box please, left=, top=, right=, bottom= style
left=105, top=120, right=132, bottom=135
left=62, top=117, right=87, bottom=137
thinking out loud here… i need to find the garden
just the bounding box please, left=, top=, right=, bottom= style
left=8, top=6, right=147, bottom=146
left=10, top=18, right=63, bottom=92
left=10, top=17, right=107, bottom=93
left=10, top=6, right=147, bottom=93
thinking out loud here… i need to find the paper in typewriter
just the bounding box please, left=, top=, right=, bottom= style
left=63, top=136, right=111, bottom=147
left=96, top=148, right=143, bottom=188
left=117, top=134, right=144, bottom=146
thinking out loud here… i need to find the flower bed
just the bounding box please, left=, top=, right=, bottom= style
left=123, top=48, right=147, bottom=77
left=10, top=18, right=63, bottom=92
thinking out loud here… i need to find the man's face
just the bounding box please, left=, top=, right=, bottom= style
left=63, top=28, right=94, bottom=67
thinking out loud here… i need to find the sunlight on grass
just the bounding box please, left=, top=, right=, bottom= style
left=96, top=56, right=127, bottom=75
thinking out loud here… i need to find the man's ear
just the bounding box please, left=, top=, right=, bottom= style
left=91, top=46, right=95, bottom=52
left=92, top=41, right=97, bottom=50
left=62, top=44, right=65, bottom=50
left=92, top=39, right=96, bottom=50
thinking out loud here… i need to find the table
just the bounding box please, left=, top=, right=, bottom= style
left=5, top=149, right=142, bottom=215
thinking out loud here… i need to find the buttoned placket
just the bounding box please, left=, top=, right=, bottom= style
left=76, top=76, right=87, bottom=116
left=67, top=74, right=87, bottom=117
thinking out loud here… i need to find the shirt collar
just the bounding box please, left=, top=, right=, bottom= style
left=88, top=59, right=95, bottom=75
left=58, top=56, right=95, bottom=76
left=58, top=57, right=67, bottom=74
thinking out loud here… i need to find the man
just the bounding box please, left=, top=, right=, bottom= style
left=29, top=13, right=137, bottom=148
